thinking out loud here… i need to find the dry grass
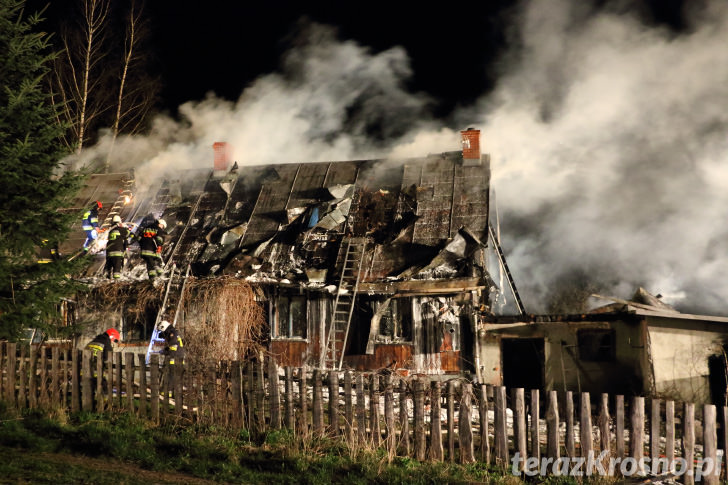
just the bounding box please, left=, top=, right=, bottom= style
left=180, top=276, right=267, bottom=369
left=78, top=281, right=164, bottom=326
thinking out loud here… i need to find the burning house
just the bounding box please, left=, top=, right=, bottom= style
left=71, top=129, right=494, bottom=376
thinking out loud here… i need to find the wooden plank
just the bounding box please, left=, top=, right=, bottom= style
left=6, top=343, right=16, bottom=407
left=630, top=396, right=645, bottom=474
left=399, top=380, right=410, bottom=456
left=514, top=388, right=526, bottom=470
left=81, top=351, right=92, bottom=411
left=230, top=361, right=243, bottom=428
left=723, top=406, right=728, bottom=482
left=150, top=354, right=160, bottom=424
left=61, top=349, right=70, bottom=408
left=650, top=398, right=660, bottom=466
left=138, top=353, right=147, bottom=419
left=51, top=347, right=59, bottom=405
left=580, top=392, right=592, bottom=474
left=447, top=381, right=455, bottom=462
left=328, top=370, right=339, bottom=436
left=616, top=395, right=625, bottom=460
left=479, top=384, right=490, bottom=463
left=0, top=342, right=5, bottom=401
left=356, top=373, right=366, bottom=444
left=546, top=390, right=559, bottom=460
left=665, top=400, right=675, bottom=474
left=125, top=353, right=135, bottom=415
left=114, top=352, right=123, bottom=409
left=104, top=352, right=114, bottom=408
left=369, top=375, right=381, bottom=446
left=494, top=385, right=508, bottom=465
left=413, top=379, right=426, bottom=461
left=285, top=367, right=294, bottom=430
left=245, top=362, right=254, bottom=429
left=598, top=393, right=610, bottom=469
left=683, top=402, right=695, bottom=485
left=28, top=347, right=38, bottom=409
left=429, top=380, right=443, bottom=461
left=459, top=383, right=474, bottom=464
left=313, top=369, right=324, bottom=436
left=95, top=354, right=104, bottom=412
left=531, top=389, right=540, bottom=462
left=255, top=359, right=265, bottom=431
left=299, top=368, right=308, bottom=435
left=384, top=374, right=395, bottom=455
left=39, top=348, right=48, bottom=406
left=344, top=371, right=353, bottom=442
left=703, top=404, right=719, bottom=485
left=70, top=350, right=80, bottom=413
left=17, top=345, right=27, bottom=409
left=565, top=391, right=575, bottom=458
left=268, top=356, right=280, bottom=429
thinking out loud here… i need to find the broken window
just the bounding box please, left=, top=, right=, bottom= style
left=274, top=295, right=307, bottom=339
left=577, top=329, right=615, bottom=362
left=378, top=299, right=412, bottom=341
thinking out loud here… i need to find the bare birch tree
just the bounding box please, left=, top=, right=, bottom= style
left=105, top=0, right=159, bottom=172
left=52, top=0, right=113, bottom=155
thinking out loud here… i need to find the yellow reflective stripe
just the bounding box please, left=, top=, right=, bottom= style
left=169, top=359, right=175, bottom=365
left=169, top=345, right=177, bottom=351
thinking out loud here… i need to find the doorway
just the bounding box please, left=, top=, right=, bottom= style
left=501, top=338, right=545, bottom=391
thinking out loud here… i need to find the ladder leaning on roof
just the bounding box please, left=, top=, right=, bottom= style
left=488, top=222, right=526, bottom=315
left=322, top=237, right=366, bottom=370
left=147, top=263, right=192, bottom=364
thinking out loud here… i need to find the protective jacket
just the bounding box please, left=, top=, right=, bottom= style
left=106, top=224, right=132, bottom=257
left=139, top=222, right=166, bottom=258
left=86, top=332, right=113, bottom=360
left=82, top=208, right=99, bottom=231
left=161, top=326, right=185, bottom=365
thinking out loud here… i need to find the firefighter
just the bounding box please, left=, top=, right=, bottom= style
left=104, top=215, right=133, bottom=280
left=82, top=201, right=102, bottom=252
left=85, top=328, right=120, bottom=360
left=156, top=320, right=185, bottom=397
left=138, top=217, right=167, bottom=280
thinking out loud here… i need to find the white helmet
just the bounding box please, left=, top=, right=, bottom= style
left=158, top=219, right=167, bottom=229
left=157, top=320, right=171, bottom=332
left=112, top=215, right=122, bottom=224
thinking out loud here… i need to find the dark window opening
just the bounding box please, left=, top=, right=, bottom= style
left=577, top=329, right=615, bottom=362
left=378, top=299, right=412, bottom=341
left=274, top=295, right=307, bottom=339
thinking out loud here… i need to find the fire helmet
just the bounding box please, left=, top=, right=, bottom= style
left=95, top=200, right=102, bottom=209
left=158, top=219, right=167, bottom=230
left=112, top=215, right=122, bottom=224
left=157, top=320, right=171, bottom=333
left=106, top=328, right=120, bottom=343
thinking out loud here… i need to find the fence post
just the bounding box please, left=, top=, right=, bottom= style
left=565, top=391, right=575, bottom=458
left=447, top=380, right=455, bottom=462
left=459, top=382, right=475, bottom=464
left=255, top=359, right=265, bottom=431
left=703, top=404, right=719, bottom=485
left=514, top=388, right=526, bottom=471
left=369, top=374, right=381, bottom=446
left=39, top=347, right=48, bottom=407
left=313, top=369, right=324, bottom=436
left=0, top=342, right=5, bottom=402
left=650, top=398, right=661, bottom=468
left=18, top=345, right=27, bottom=409
left=580, top=392, right=593, bottom=474
left=413, top=378, right=426, bottom=461
left=384, top=374, right=395, bottom=455
left=150, top=354, right=160, bottom=424
left=344, top=371, right=353, bottom=442
left=723, top=406, right=728, bottom=481
left=50, top=347, right=59, bottom=406
left=598, top=393, right=610, bottom=469
left=299, top=368, right=308, bottom=435
left=95, top=354, right=104, bottom=412
left=429, top=380, right=443, bottom=461
left=138, top=353, right=147, bottom=419
left=399, top=380, right=410, bottom=456
left=113, top=352, right=122, bottom=409
left=494, top=385, right=509, bottom=465
left=81, top=350, right=92, bottom=411
left=268, top=356, right=280, bottom=429
left=28, top=347, right=38, bottom=410
left=665, top=400, right=675, bottom=474
left=285, top=367, right=294, bottom=430
left=6, top=343, right=17, bottom=407
left=125, top=352, right=135, bottom=415
left=546, top=390, right=559, bottom=460
left=479, top=384, right=490, bottom=463
left=231, top=361, right=243, bottom=428
left=328, top=369, right=339, bottom=436
left=356, top=373, right=366, bottom=444
left=630, top=396, right=645, bottom=475
left=615, top=395, right=625, bottom=461
left=683, top=402, right=695, bottom=485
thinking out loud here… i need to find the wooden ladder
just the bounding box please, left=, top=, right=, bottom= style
left=322, top=237, right=366, bottom=370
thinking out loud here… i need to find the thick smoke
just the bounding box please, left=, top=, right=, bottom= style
left=472, top=0, right=728, bottom=314
left=75, top=1, right=728, bottom=315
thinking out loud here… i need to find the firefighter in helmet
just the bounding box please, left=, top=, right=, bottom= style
left=157, top=320, right=185, bottom=397
left=138, top=217, right=167, bottom=280
left=104, top=215, right=133, bottom=280
left=85, top=328, right=121, bottom=360
left=82, top=201, right=102, bottom=252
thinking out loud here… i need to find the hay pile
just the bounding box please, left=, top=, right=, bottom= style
left=78, top=281, right=163, bottom=326
left=180, top=276, right=267, bottom=367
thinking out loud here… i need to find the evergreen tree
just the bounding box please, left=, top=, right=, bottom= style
left=0, top=0, right=86, bottom=341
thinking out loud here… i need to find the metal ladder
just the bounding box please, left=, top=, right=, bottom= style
left=322, top=237, right=366, bottom=370
left=100, top=178, right=135, bottom=230
left=488, top=222, right=526, bottom=315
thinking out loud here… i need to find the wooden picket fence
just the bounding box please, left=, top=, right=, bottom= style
left=0, top=342, right=725, bottom=483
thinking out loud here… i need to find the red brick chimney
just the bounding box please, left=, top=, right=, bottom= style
left=461, top=128, right=480, bottom=161
left=213, top=142, right=232, bottom=172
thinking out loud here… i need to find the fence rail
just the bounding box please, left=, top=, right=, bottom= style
left=0, top=342, right=725, bottom=483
